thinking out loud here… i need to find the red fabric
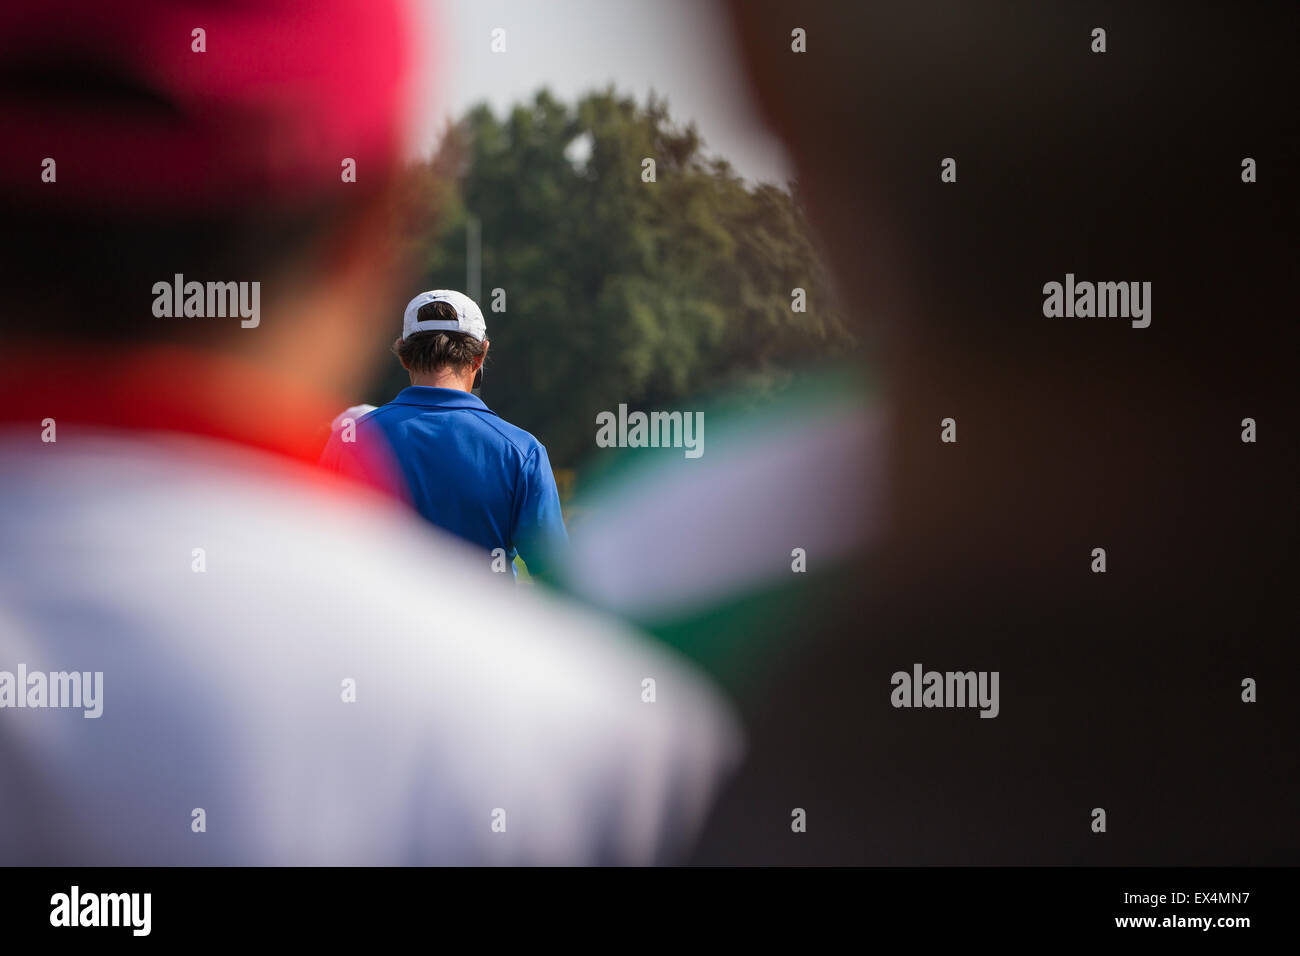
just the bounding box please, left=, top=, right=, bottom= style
left=0, top=346, right=342, bottom=465
left=0, top=0, right=413, bottom=212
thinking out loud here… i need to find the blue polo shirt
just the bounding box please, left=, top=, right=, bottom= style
left=321, top=387, right=567, bottom=578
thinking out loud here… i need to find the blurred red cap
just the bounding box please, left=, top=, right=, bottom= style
left=0, top=0, right=415, bottom=213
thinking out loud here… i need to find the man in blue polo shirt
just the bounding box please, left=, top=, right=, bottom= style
left=322, top=290, right=567, bottom=580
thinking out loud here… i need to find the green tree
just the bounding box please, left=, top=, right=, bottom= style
left=382, top=88, right=854, bottom=467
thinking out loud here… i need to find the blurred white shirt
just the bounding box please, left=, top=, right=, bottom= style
left=0, top=427, right=740, bottom=865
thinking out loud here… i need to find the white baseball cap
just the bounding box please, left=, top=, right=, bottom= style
left=402, top=290, right=487, bottom=342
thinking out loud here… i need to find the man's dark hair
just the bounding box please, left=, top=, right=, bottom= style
left=393, top=300, right=488, bottom=374
left=0, top=203, right=361, bottom=344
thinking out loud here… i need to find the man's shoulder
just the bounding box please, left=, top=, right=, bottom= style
left=473, top=412, right=547, bottom=461
left=329, top=403, right=378, bottom=432
left=361, top=398, right=542, bottom=458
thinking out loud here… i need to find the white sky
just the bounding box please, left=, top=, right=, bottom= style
left=406, top=0, right=794, bottom=185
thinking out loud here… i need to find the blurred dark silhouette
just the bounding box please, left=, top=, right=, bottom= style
left=691, top=0, right=1299, bottom=864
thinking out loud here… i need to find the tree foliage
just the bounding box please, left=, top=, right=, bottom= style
left=384, top=89, right=853, bottom=467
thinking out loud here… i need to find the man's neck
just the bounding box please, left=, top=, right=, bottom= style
left=410, top=371, right=471, bottom=392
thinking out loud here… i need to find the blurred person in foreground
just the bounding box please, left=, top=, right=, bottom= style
left=321, top=290, right=568, bottom=581
left=0, top=0, right=738, bottom=865
left=556, top=0, right=1298, bottom=863
left=692, top=0, right=1297, bottom=864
